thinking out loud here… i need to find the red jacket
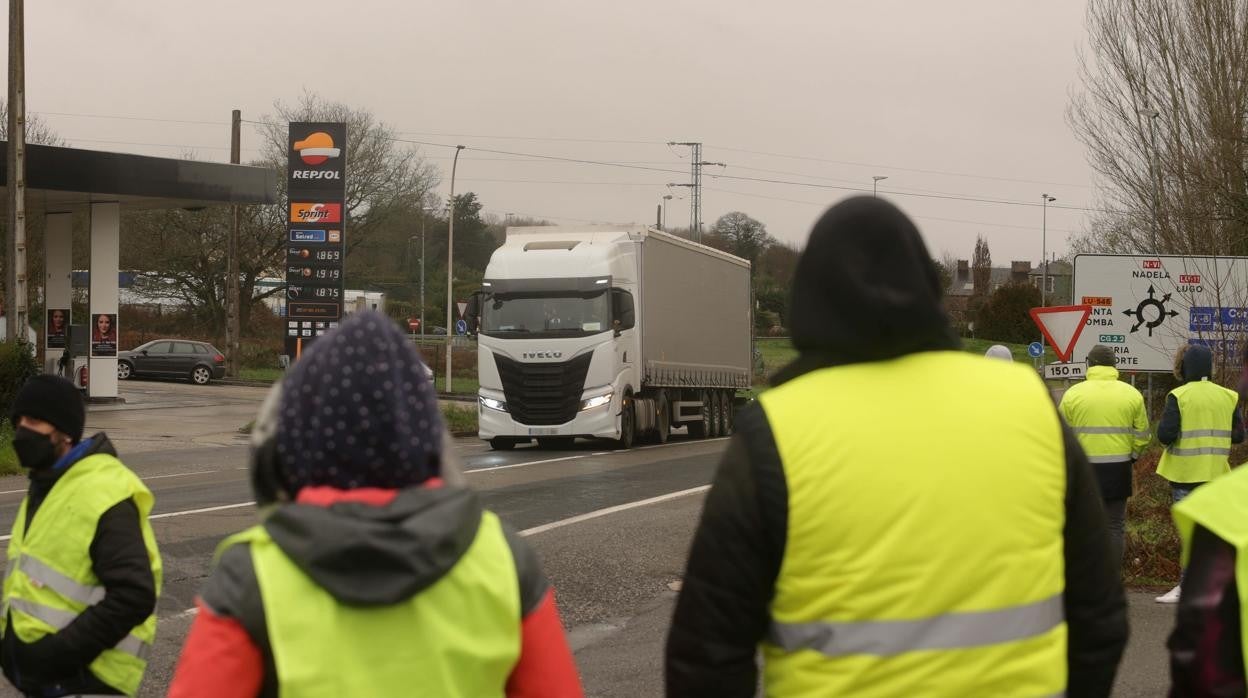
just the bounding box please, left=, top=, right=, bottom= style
left=168, top=485, right=582, bottom=698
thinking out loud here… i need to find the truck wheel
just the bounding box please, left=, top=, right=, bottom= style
left=709, top=391, right=723, bottom=438
left=652, top=391, right=671, bottom=444
left=613, top=394, right=636, bottom=450
left=721, top=391, right=735, bottom=436
left=688, top=391, right=710, bottom=439
left=490, top=438, right=517, bottom=451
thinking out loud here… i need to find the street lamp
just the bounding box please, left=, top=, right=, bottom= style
left=873, top=175, right=888, bottom=197
left=446, top=145, right=465, bottom=394
left=661, top=195, right=673, bottom=231
left=1041, top=194, right=1056, bottom=307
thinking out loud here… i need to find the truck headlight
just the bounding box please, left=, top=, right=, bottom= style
left=479, top=396, right=508, bottom=412
left=580, top=393, right=613, bottom=411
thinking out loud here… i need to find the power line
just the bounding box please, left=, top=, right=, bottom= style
left=396, top=136, right=1111, bottom=214
left=33, top=110, right=229, bottom=126
left=703, top=186, right=1084, bottom=235
left=708, top=144, right=1094, bottom=190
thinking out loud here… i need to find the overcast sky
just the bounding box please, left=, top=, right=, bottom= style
left=17, top=1, right=1095, bottom=265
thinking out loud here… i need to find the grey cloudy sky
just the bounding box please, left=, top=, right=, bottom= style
left=20, top=1, right=1095, bottom=264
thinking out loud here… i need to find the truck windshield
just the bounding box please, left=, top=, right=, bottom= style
left=480, top=291, right=610, bottom=336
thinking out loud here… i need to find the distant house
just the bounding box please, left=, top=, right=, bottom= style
left=944, top=259, right=1034, bottom=330
left=1029, top=260, right=1073, bottom=305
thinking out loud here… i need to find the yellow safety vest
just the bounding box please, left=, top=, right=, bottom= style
left=758, top=351, right=1067, bottom=697
left=1059, top=365, right=1150, bottom=463
left=2, top=454, right=162, bottom=697
left=1157, top=378, right=1240, bottom=484
left=1172, top=464, right=1248, bottom=679
left=217, top=509, right=522, bottom=698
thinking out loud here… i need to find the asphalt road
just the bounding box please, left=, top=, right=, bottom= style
left=0, top=380, right=1184, bottom=696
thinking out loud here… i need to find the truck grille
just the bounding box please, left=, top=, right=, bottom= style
left=494, top=352, right=594, bottom=426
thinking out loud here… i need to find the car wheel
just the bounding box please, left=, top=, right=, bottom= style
left=190, top=366, right=212, bottom=385
left=117, top=361, right=133, bottom=380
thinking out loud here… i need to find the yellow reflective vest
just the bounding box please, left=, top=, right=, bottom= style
left=216, top=509, right=522, bottom=698
left=2, top=454, right=162, bottom=696
left=1158, top=378, right=1240, bottom=484
left=1172, top=464, right=1248, bottom=679
left=758, top=351, right=1067, bottom=696
left=1059, top=365, right=1150, bottom=464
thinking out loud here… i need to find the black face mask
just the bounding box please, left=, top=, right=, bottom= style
left=13, top=427, right=58, bottom=471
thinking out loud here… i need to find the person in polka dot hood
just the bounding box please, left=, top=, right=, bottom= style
left=169, top=311, right=583, bottom=698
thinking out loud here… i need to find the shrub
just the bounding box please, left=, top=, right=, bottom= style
left=0, top=340, right=41, bottom=419
left=975, top=283, right=1042, bottom=345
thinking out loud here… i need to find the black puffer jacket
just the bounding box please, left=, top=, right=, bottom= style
left=665, top=197, right=1128, bottom=697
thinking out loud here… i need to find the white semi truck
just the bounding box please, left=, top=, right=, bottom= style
left=468, top=225, right=752, bottom=450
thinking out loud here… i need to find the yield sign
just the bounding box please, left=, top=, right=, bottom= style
left=456, top=301, right=468, bottom=319
left=1029, top=305, right=1093, bottom=363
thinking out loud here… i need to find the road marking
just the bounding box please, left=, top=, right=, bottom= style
left=463, top=437, right=730, bottom=474
left=519, top=485, right=710, bottom=537
left=149, top=502, right=256, bottom=520
left=0, top=469, right=224, bottom=496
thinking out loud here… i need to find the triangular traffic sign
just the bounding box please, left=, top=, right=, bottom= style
left=1029, top=305, right=1093, bottom=363
left=456, top=301, right=468, bottom=319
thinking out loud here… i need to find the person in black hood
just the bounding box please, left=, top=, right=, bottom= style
left=1, top=375, right=160, bottom=698
left=169, top=311, right=582, bottom=698
left=666, top=197, right=1127, bottom=697
left=1153, top=344, right=1243, bottom=605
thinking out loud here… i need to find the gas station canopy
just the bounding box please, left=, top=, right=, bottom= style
left=0, top=140, right=278, bottom=212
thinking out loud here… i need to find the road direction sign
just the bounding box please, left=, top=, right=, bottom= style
left=1043, top=362, right=1087, bottom=380
left=1027, top=342, right=1043, bottom=358
left=1030, top=305, right=1093, bottom=363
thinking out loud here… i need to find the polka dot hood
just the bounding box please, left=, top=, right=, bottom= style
left=276, top=310, right=444, bottom=494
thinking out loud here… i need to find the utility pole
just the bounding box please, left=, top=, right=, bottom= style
left=667, top=141, right=725, bottom=243
left=445, top=145, right=464, bottom=394
left=6, top=0, right=26, bottom=345
left=419, top=209, right=427, bottom=342
left=225, top=109, right=241, bottom=377
left=873, top=175, right=888, bottom=197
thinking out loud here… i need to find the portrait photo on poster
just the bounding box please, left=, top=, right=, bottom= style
left=91, top=313, right=117, bottom=357
left=46, top=308, right=68, bottom=349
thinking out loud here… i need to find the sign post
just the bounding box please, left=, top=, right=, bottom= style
left=284, top=123, right=347, bottom=360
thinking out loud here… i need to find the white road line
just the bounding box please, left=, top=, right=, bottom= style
left=149, top=502, right=256, bottom=520
left=463, top=437, right=730, bottom=474
left=0, top=501, right=258, bottom=541
left=519, top=485, right=710, bottom=537
left=0, top=469, right=223, bottom=496
left=464, top=454, right=589, bottom=473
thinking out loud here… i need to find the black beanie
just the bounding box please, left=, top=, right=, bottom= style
left=10, top=375, right=85, bottom=443
left=1086, top=345, right=1117, bottom=368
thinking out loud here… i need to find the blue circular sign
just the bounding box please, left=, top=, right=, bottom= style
left=1027, top=341, right=1043, bottom=358
left=455, top=319, right=468, bottom=335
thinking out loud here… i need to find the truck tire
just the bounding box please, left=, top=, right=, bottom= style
left=490, top=438, right=517, bottom=451
left=709, top=391, right=723, bottom=438
left=652, top=391, right=671, bottom=444
left=688, top=390, right=710, bottom=439
left=721, top=391, right=735, bottom=436
left=613, top=393, right=636, bottom=450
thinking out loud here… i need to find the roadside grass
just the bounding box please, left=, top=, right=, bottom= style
left=442, top=403, right=478, bottom=435
left=237, top=366, right=481, bottom=396
left=239, top=367, right=283, bottom=383
left=0, top=421, right=17, bottom=476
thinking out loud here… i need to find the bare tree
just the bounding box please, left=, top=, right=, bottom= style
left=0, top=102, right=66, bottom=146
left=1070, top=0, right=1248, bottom=256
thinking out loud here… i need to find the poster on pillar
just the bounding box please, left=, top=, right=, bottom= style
left=90, top=313, right=117, bottom=357
left=46, top=309, right=68, bottom=350
left=284, top=122, right=347, bottom=359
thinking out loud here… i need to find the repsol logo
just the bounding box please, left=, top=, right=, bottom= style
left=291, top=170, right=342, bottom=180
left=522, top=351, right=563, bottom=359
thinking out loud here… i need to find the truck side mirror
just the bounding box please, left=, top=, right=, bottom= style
left=611, top=289, right=635, bottom=334
left=465, top=292, right=483, bottom=335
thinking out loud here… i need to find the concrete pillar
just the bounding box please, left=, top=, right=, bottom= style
left=89, top=202, right=119, bottom=400
left=43, top=212, right=72, bottom=372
